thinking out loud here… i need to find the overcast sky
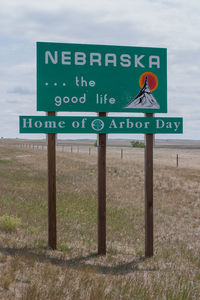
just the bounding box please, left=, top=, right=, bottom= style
left=1, top=0, right=200, bottom=140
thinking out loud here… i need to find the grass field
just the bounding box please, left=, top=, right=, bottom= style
left=0, top=140, right=200, bottom=299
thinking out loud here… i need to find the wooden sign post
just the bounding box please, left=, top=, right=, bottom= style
left=98, top=112, right=107, bottom=255
left=47, top=111, right=57, bottom=249
left=145, top=113, right=154, bottom=257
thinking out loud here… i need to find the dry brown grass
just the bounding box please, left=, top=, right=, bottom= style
left=0, top=140, right=200, bottom=299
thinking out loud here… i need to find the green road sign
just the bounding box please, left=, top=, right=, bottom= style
left=20, top=116, right=182, bottom=134
left=37, top=42, right=167, bottom=113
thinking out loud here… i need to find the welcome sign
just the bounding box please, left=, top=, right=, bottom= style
left=20, top=41, right=183, bottom=255
left=37, top=42, right=167, bottom=113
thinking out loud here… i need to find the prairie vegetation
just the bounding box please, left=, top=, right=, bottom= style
left=130, top=140, right=145, bottom=148
left=0, top=140, right=200, bottom=299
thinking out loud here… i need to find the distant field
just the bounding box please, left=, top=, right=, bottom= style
left=0, top=140, right=200, bottom=299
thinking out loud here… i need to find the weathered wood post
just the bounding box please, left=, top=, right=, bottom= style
left=47, top=111, right=57, bottom=250
left=98, top=112, right=107, bottom=255
left=145, top=113, right=154, bottom=257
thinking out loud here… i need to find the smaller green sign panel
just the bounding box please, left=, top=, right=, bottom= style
left=37, top=42, right=167, bottom=113
left=20, top=116, right=183, bottom=134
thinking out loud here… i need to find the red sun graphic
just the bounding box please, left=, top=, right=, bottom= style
left=139, top=72, right=158, bottom=91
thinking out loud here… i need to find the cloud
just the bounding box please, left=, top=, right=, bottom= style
left=7, top=86, right=34, bottom=95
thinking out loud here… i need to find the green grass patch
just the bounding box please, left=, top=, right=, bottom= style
left=0, top=214, right=21, bottom=232
left=27, top=226, right=38, bottom=234
left=0, top=159, right=11, bottom=165
left=58, top=243, right=72, bottom=253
